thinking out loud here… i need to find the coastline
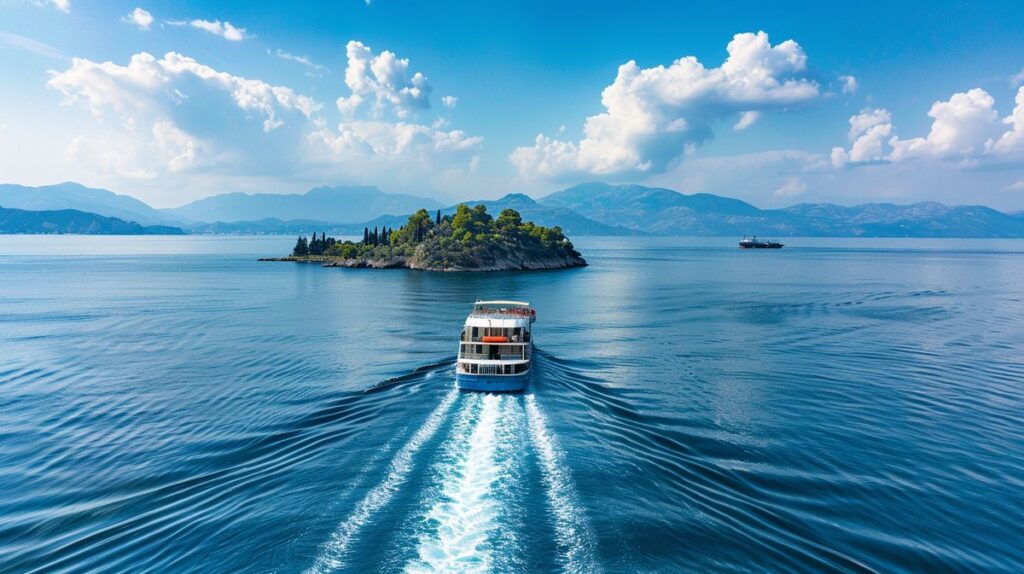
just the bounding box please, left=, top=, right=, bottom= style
left=258, top=254, right=587, bottom=272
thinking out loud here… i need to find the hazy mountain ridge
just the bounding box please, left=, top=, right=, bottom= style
left=3, top=181, right=1024, bottom=237
left=0, top=206, right=184, bottom=235
left=294, top=192, right=638, bottom=237
left=164, top=186, right=443, bottom=224
left=0, top=182, right=181, bottom=226
left=542, top=182, right=1024, bottom=237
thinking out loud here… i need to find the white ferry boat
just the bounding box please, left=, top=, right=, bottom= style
left=456, top=300, right=535, bottom=392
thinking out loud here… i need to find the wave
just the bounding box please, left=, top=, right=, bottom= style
left=525, top=394, right=601, bottom=574
left=305, top=386, right=459, bottom=574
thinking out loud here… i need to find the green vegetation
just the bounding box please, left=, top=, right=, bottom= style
left=287, top=204, right=584, bottom=270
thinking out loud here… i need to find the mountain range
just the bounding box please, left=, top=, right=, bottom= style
left=0, top=206, right=184, bottom=235
left=165, top=186, right=443, bottom=224
left=2, top=181, right=1024, bottom=238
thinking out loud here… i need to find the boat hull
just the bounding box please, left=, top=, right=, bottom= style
left=456, top=371, right=530, bottom=392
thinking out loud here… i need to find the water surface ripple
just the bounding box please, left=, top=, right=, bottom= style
left=0, top=235, right=1022, bottom=573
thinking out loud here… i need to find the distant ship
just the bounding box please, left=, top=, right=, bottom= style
left=739, top=236, right=784, bottom=249
left=456, top=300, right=534, bottom=392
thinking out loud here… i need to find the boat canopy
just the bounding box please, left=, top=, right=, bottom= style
left=475, top=300, right=530, bottom=307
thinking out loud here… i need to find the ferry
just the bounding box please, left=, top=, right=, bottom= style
left=739, top=235, right=784, bottom=249
left=456, top=300, right=535, bottom=392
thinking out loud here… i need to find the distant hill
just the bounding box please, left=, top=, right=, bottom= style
left=4, top=181, right=1023, bottom=237
left=0, top=206, right=185, bottom=234
left=541, top=182, right=774, bottom=235
left=188, top=218, right=358, bottom=236
left=0, top=182, right=181, bottom=226
left=164, top=186, right=443, bottom=224
left=541, top=182, right=1024, bottom=237
left=322, top=193, right=640, bottom=237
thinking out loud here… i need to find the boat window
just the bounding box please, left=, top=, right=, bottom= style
left=472, top=327, right=478, bottom=339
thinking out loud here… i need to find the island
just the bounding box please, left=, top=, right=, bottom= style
left=260, top=204, right=586, bottom=271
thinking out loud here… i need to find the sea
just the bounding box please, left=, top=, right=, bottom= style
left=1, top=235, right=1022, bottom=573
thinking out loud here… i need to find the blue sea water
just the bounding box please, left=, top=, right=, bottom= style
left=1, top=235, right=1022, bottom=573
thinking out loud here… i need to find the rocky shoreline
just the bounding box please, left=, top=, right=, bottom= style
left=258, top=253, right=587, bottom=271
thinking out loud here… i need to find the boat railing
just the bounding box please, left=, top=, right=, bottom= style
left=470, top=307, right=535, bottom=318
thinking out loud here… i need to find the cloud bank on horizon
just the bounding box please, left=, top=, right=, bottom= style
left=3, top=1, right=1024, bottom=209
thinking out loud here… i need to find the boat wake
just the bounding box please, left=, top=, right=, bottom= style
left=406, top=393, right=501, bottom=573
left=307, top=361, right=599, bottom=573
left=525, top=394, right=600, bottom=574
left=306, top=387, right=459, bottom=574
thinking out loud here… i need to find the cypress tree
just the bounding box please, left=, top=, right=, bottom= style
left=363, top=227, right=369, bottom=244
left=436, top=209, right=441, bottom=225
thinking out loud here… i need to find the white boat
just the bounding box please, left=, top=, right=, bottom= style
left=456, top=300, right=535, bottom=392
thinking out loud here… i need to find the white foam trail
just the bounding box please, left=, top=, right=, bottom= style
left=306, top=387, right=459, bottom=574
left=490, top=395, right=528, bottom=573
left=406, top=393, right=502, bottom=574
left=525, top=394, right=601, bottom=574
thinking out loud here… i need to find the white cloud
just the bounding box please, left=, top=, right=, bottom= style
left=124, top=8, right=154, bottom=31
left=889, top=88, right=1002, bottom=162
left=45, top=45, right=481, bottom=196
left=989, top=86, right=1024, bottom=159
left=39, top=0, right=70, bottom=13
left=1004, top=179, right=1024, bottom=192
left=47, top=51, right=321, bottom=178
left=733, top=110, right=760, bottom=131
left=0, top=31, right=64, bottom=60
left=309, top=120, right=480, bottom=161
left=336, top=41, right=432, bottom=119
left=831, top=87, right=1024, bottom=168
left=1010, top=69, right=1024, bottom=88
left=273, top=49, right=325, bottom=75
left=441, top=95, right=458, bottom=108
left=839, top=75, right=858, bottom=94
left=773, top=176, right=808, bottom=197
left=831, top=108, right=893, bottom=167
left=510, top=31, right=820, bottom=179
left=168, top=19, right=250, bottom=41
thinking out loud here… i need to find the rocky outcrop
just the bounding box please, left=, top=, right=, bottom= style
left=261, top=253, right=586, bottom=271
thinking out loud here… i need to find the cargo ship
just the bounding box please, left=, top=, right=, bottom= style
left=739, top=236, right=784, bottom=249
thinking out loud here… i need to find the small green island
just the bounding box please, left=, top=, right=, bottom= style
left=260, top=204, right=586, bottom=271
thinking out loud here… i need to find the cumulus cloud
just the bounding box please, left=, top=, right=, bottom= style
left=441, top=95, right=458, bottom=108
left=988, top=86, right=1024, bottom=159
left=47, top=51, right=320, bottom=178
left=124, top=8, right=154, bottom=31
left=831, top=87, right=1024, bottom=168
left=510, top=31, right=820, bottom=179
left=839, top=75, right=857, bottom=94
left=336, top=40, right=432, bottom=119
left=46, top=45, right=481, bottom=191
left=889, top=88, right=1002, bottom=162
left=309, top=120, right=480, bottom=163
left=831, top=108, right=893, bottom=167
left=167, top=19, right=249, bottom=41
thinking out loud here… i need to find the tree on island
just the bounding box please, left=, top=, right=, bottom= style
left=288, top=203, right=583, bottom=269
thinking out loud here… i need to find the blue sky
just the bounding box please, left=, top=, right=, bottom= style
left=2, top=0, right=1024, bottom=210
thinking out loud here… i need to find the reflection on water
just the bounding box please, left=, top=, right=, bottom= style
left=1, top=235, right=1022, bottom=573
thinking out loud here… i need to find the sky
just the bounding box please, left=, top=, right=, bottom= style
left=2, top=0, right=1024, bottom=211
